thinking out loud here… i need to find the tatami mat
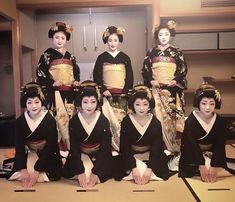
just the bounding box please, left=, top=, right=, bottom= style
left=0, top=145, right=234, bottom=202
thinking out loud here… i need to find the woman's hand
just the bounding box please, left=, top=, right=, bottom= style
left=168, top=80, right=177, bottom=87
left=208, top=167, right=217, bottom=183
left=53, top=80, right=63, bottom=87
left=103, top=90, right=112, bottom=97
left=73, top=81, right=80, bottom=87
left=141, top=168, right=152, bottom=185
left=28, top=171, right=39, bottom=187
left=132, top=168, right=142, bottom=185
left=78, top=173, right=88, bottom=188
left=150, top=80, right=160, bottom=88
left=88, top=173, right=99, bottom=188
left=20, top=169, right=30, bottom=187
left=199, top=165, right=209, bottom=182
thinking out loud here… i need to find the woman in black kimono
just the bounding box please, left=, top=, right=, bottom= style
left=118, top=84, right=170, bottom=184
left=93, top=26, right=134, bottom=151
left=36, top=22, right=80, bottom=150
left=9, top=82, right=62, bottom=187
left=179, top=84, right=234, bottom=182
left=142, top=20, right=187, bottom=153
left=63, top=81, right=112, bottom=188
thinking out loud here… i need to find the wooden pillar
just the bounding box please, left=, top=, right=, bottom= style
left=12, top=11, right=22, bottom=118
left=152, top=0, right=160, bottom=34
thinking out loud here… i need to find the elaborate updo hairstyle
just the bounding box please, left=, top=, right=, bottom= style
left=154, top=20, right=176, bottom=40
left=102, top=26, right=125, bottom=44
left=48, top=22, right=73, bottom=41
left=127, top=84, right=155, bottom=113
left=75, top=80, right=102, bottom=109
left=193, top=84, right=221, bottom=110
left=21, top=82, right=46, bottom=108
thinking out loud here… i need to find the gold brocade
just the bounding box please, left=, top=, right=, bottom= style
left=152, top=62, right=176, bottom=85
left=103, top=64, right=126, bottom=89
left=49, top=63, right=74, bottom=85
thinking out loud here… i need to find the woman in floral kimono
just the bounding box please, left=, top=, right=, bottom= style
left=179, top=84, right=235, bottom=182
left=117, top=85, right=170, bottom=184
left=9, top=82, right=62, bottom=187
left=93, top=26, right=133, bottom=151
left=142, top=20, right=187, bottom=153
left=63, top=81, right=112, bottom=188
left=36, top=22, right=80, bottom=150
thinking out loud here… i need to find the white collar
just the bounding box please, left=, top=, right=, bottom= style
left=193, top=110, right=217, bottom=140
left=108, top=50, right=120, bottom=58
left=24, top=110, right=47, bottom=134
left=78, top=111, right=100, bottom=140
left=129, top=114, right=153, bottom=141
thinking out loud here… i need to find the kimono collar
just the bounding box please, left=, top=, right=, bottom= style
left=193, top=110, right=217, bottom=140
left=78, top=111, right=100, bottom=138
left=107, top=50, right=120, bottom=58
left=24, top=110, right=47, bottom=133
left=129, top=113, right=153, bottom=138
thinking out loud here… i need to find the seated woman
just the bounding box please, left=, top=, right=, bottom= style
left=9, top=82, right=63, bottom=187
left=117, top=85, right=170, bottom=185
left=179, top=84, right=234, bottom=182
left=63, top=81, right=112, bottom=188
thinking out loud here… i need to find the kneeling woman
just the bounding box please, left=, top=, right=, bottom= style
left=118, top=85, right=170, bottom=184
left=9, top=82, right=63, bottom=187
left=63, top=81, right=112, bottom=188
left=179, top=84, right=234, bottom=182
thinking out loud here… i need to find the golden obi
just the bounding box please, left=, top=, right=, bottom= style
left=103, top=63, right=126, bottom=89
left=152, top=62, right=176, bottom=85
left=49, top=59, right=74, bottom=86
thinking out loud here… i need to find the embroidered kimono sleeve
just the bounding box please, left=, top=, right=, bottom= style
left=142, top=49, right=154, bottom=88
left=174, top=49, right=187, bottom=89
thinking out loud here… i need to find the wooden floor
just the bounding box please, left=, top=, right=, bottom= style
left=0, top=145, right=235, bottom=202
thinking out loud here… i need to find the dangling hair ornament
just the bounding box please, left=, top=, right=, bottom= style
left=215, top=89, right=221, bottom=102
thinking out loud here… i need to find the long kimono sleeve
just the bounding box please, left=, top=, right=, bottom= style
left=63, top=120, right=84, bottom=177
left=210, top=118, right=227, bottom=168
left=142, top=50, right=153, bottom=88
left=147, top=122, right=170, bottom=180
left=123, top=56, right=133, bottom=94
left=119, top=119, right=136, bottom=171
left=93, top=55, right=107, bottom=92
left=34, top=117, right=59, bottom=172
left=13, top=120, right=27, bottom=172
left=92, top=118, right=112, bottom=179
left=174, top=49, right=187, bottom=89
left=71, top=55, right=80, bottom=82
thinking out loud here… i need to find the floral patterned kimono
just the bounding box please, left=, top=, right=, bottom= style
left=93, top=51, right=133, bottom=150
left=142, top=45, right=187, bottom=152
left=37, top=48, right=80, bottom=149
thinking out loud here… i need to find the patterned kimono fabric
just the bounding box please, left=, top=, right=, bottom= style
left=94, top=51, right=133, bottom=151
left=142, top=46, right=187, bottom=153
left=37, top=48, right=80, bottom=149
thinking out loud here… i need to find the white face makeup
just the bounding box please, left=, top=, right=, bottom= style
left=133, top=98, right=150, bottom=116
left=81, top=96, right=98, bottom=115
left=107, top=33, right=119, bottom=52
left=52, top=31, right=67, bottom=50
left=26, top=97, right=43, bottom=118
left=158, top=28, right=171, bottom=46
left=199, top=97, right=216, bottom=119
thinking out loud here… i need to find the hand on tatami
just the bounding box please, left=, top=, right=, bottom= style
left=20, top=169, right=30, bottom=187
left=132, top=168, right=142, bottom=185
left=141, top=168, right=152, bottom=185
left=78, top=173, right=88, bottom=188
left=88, top=173, right=99, bottom=188
left=199, top=165, right=217, bottom=183
left=28, top=171, right=39, bottom=187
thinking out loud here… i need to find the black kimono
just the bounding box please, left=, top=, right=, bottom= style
left=12, top=111, right=62, bottom=180
left=179, top=111, right=229, bottom=177
left=63, top=112, right=112, bottom=182
left=93, top=51, right=133, bottom=95
left=119, top=114, right=170, bottom=180
left=36, top=48, right=80, bottom=110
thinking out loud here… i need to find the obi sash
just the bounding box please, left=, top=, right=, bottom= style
left=80, top=142, right=100, bottom=155
left=26, top=140, right=46, bottom=153
left=49, top=58, right=74, bottom=86
left=151, top=56, right=176, bottom=85
left=131, top=144, right=151, bottom=153
left=103, top=63, right=126, bottom=90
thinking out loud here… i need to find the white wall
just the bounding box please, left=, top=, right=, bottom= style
left=35, top=10, right=147, bottom=84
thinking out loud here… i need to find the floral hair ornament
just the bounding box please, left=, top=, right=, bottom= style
left=167, top=20, right=176, bottom=30
left=214, top=89, right=221, bottom=102
left=116, top=27, right=125, bottom=36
